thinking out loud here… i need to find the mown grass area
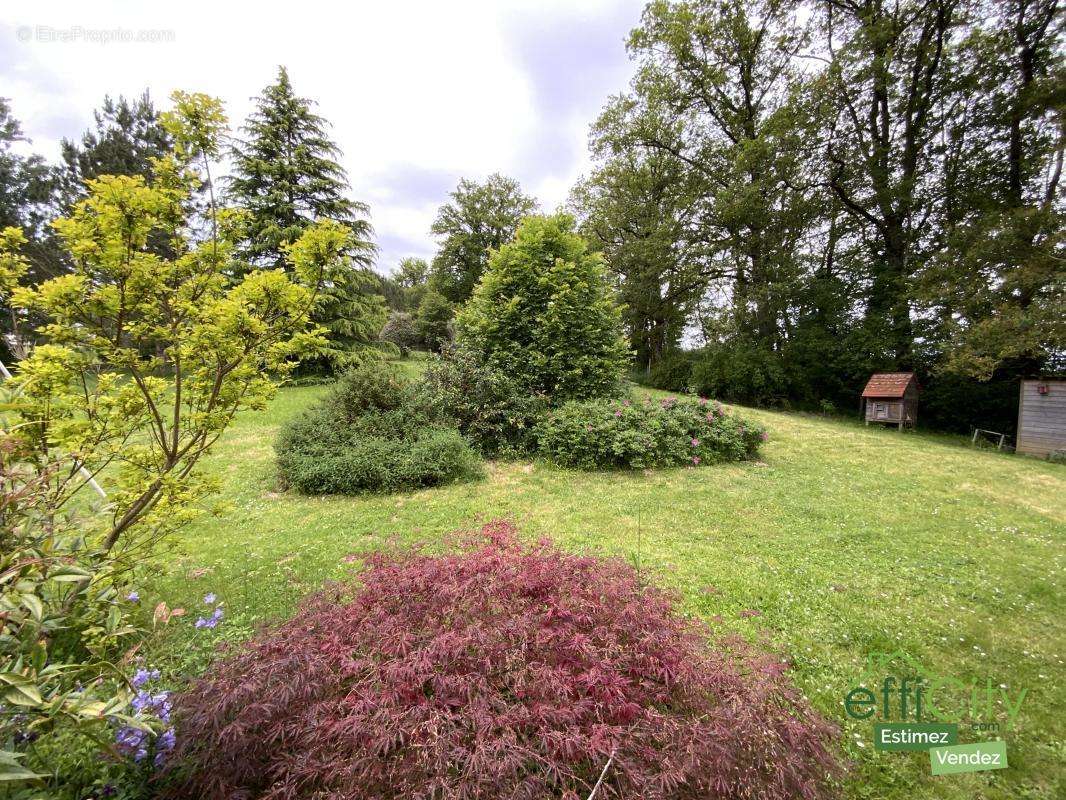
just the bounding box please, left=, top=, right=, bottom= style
left=144, top=359, right=1065, bottom=800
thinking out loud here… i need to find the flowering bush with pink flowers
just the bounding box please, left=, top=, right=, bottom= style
left=165, top=522, right=837, bottom=800
left=535, top=395, right=766, bottom=469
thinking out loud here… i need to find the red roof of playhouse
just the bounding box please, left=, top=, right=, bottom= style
left=862, top=372, right=917, bottom=399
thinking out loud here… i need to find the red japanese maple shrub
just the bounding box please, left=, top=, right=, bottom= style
left=166, top=521, right=840, bottom=799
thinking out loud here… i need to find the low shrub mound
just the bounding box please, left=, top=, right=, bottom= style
left=536, top=395, right=766, bottom=469
left=167, top=522, right=839, bottom=800
left=275, top=364, right=481, bottom=494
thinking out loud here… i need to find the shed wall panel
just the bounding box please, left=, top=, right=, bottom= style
left=1017, top=381, right=1066, bottom=456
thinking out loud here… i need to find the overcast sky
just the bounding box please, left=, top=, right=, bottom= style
left=1, top=0, right=643, bottom=273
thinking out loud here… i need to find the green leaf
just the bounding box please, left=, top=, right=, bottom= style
left=0, top=673, right=43, bottom=707
left=20, top=593, right=43, bottom=623
left=47, top=565, right=93, bottom=582
left=0, top=750, right=45, bottom=782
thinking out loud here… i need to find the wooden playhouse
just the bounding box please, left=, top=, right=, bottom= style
left=861, top=373, right=918, bottom=429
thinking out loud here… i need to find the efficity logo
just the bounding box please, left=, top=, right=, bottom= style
left=842, top=651, right=1028, bottom=775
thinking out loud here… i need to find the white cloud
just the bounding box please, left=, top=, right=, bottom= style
left=1, top=0, right=640, bottom=272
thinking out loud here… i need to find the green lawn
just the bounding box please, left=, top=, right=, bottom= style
left=144, top=365, right=1065, bottom=800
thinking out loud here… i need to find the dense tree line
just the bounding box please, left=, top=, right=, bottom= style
left=0, top=69, right=386, bottom=375
left=573, top=0, right=1063, bottom=433
left=2, top=2, right=1060, bottom=434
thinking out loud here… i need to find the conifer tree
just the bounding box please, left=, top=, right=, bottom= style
left=229, top=67, right=383, bottom=371
left=59, top=92, right=171, bottom=210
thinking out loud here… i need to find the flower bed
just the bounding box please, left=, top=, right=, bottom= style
left=535, top=395, right=766, bottom=469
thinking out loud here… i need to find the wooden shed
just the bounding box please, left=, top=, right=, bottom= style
left=861, top=373, right=918, bottom=429
left=1016, top=380, right=1066, bottom=458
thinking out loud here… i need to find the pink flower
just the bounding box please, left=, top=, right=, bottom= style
left=614, top=410, right=623, bottom=418
left=706, top=412, right=713, bottom=422
left=760, top=431, right=768, bottom=441
left=698, top=397, right=708, bottom=406
left=691, top=456, right=700, bottom=465
left=586, top=424, right=593, bottom=432
left=739, top=609, right=761, bottom=618
left=691, top=438, right=699, bottom=447
left=623, top=399, right=631, bottom=407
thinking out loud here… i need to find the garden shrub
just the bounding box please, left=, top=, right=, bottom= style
left=317, top=361, right=414, bottom=422
left=647, top=349, right=695, bottom=392
left=456, top=213, right=630, bottom=401
left=379, top=310, right=419, bottom=356
left=419, top=344, right=548, bottom=456
left=0, top=435, right=168, bottom=794
left=688, top=342, right=789, bottom=407
left=414, top=289, right=455, bottom=352
left=167, top=521, right=839, bottom=800
left=275, top=363, right=481, bottom=494
left=535, top=395, right=766, bottom=470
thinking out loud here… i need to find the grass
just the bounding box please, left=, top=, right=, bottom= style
left=145, top=360, right=1065, bottom=800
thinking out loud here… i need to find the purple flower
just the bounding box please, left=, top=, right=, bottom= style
left=131, top=690, right=171, bottom=718
left=132, top=668, right=160, bottom=689
left=115, top=687, right=175, bottom=770
left=691, top=438, right=699, bottom=447
left=158, top=728, right=176, bottom=749
left=203, top=593, right=217, bottom=604
left=115, top=725, right=147, bottom=755
left=126, top=591, right=139, bottom=603
left=196, top=605, right=224, bottom=629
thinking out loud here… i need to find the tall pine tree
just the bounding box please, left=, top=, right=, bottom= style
left=229, top=66, right=384, bottom=372
left=59, top=92, right=171, bottom=210
left=229, top=66, right=371, bottom=269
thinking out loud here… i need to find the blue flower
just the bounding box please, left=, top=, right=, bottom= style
left=196, top=600, right=224, bottom=629
left=126, top=591, right=140, bottom=603
left=203, top=592, right=217, bottom=604
left=115, top=724, right=148, bottom=758
left=132, top=668, right=160, bottom=688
